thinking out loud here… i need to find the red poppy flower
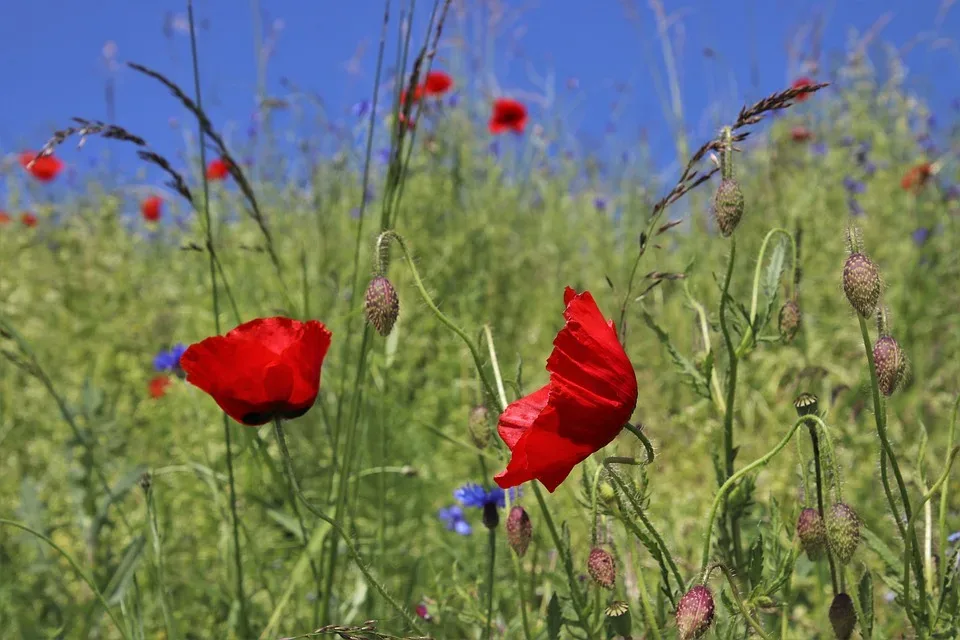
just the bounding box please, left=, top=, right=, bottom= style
left=901, top=162, right=934, bottom=192
left=141, top=195, right=163, bottom=222
left=423, top=71, right=453, bottom=97
left=400, top=85, right=425, bottom=105
left=489, top=98, right=528, bottom=135
left=494, top=288, right=638, bottom=492
left=181, top=316, right=332, bottom=426
left=0, top=211, right=10, bottom=224
left=149, top=375, right=172, bottom=399
left=791, top=76, right=815, bottom=102
left=206, top=158, right=229, bottom=181
left=20, top=212, right=38, bottom=228
left=790, top=126, right=813, bottom=142
left=19, top=151, right=64, bottom=183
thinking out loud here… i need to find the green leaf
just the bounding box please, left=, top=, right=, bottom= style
left=858, top=570, right=874, bottom=639
left=641, top=310, right=711, bottom=400
left=748, top=533, right=764, bottom=588
left=759, top=237, right=788, bottom=331
left=547, top=593, right=562, bottom=640
left=861, top=526, right=903, bottom=579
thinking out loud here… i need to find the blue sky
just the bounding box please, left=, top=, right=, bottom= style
left=1, top=0, right=957, bottom=189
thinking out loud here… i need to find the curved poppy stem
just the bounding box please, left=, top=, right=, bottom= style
left=710, top=562, right=773, bottom=640
left=375, top=230, right=500, bottom=408
left=699, top=415, right=817, bottom=579
left=272, top=420, right=425, bottom=635
left=623, top=422, right=655, bottom=463
left=0, top=519, right=129, bottom=640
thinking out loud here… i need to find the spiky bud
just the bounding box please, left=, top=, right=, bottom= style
left=597, top=480, right=617, bottom=507
left=796, top=508, right=827, bottom=560
left=364, top=276, right=400, bottom=336
left=778, top=299, right=802, bottom=342
left=506, top=506, right=532, bottom=557
left=842, top=252, right=881, bottom=317
left=829, top=592, right=857, bottom=640
left=826, top=503, right=861, bottom=565
left=676, top=585, right=715, bottom=640
left=468, top=405, right=491, bottom=449
left=587, top=547, right=616, bottom=589
left=794, top=392, right=819, bottom=418
left=712, top=178, right=744, bottom=237
left=873, top=335, right=906, bottom=397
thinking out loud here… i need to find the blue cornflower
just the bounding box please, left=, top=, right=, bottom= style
left=840, top=135, right=855, bottom=147
left=438, top=505, right=472, bottom=535
left=455, top=483, right=506, bottom=509
left=376, top=148, right=392, bottom=166
left=352, top=100, right=371, bottom=118
left=843, top=176, right=865, bottom=194
left=811, top=142, right=827, bottom=156
left=912, top=227, right=931, bottom=246
left=153, top=344, right=187, bottom=373
left=945, top=185, right=960, bottom=201
left=447, top=92, right=460, bottom=108
left=948, top=531, right=960, bottom=544
left=855, top=142, right=871, bottom=164
left=863, top=161, right=877, bottom=177
left=848, top=198, right=864, bottom=217
left=488, top=141, right=500, bottom=159
left=594, top=196, right=608, bottom=212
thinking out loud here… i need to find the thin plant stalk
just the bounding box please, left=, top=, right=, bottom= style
left=712, top=563, right=773, bottom=640
left=185, top=1, right=248, bottom=633
left=807, top=424, right=839, bottom=595
left=938, top=395, right=960, bottom=590
left=486, top=527, right=497, bottom=640
left=635, top=564, right=664, bottom=640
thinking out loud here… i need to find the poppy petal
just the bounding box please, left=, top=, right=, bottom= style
left=497, top=385, right=550, bottom=449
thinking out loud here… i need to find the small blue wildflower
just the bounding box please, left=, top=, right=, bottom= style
left=376, top=148, right=392, bottom=166
left=912, top=227, right=930, bottom=246
left=594, top=196, right=608, bottom=212
left=945, top=185, right=960, bottom=201
left=352, top=100, right=371, bottom=119
left=438, top=505, right=471, bottom=536
left=447, top=92, right=460, bottom=108
left=948, top=531, right=960, bottom=544
left=843, top=176, right=865, bottom=194
left=811, top=142, right=827, bottom=156
left=863, top=161, right=877, bottom=178
left=884, top=591, right=896, bottom=603
left=848, top=198, right=864, bottom=217
left=855, top=142, right=871, bottom=164
left=454, top=482, right=520, bottom=509
left=153, top=344, right=187, bottom=373
left=840, top=135, right=855, bottom=147
left=488, top=141, right=500, bottom=159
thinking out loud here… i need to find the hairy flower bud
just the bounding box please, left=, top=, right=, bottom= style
left=482, top=502, right=499, bottom=530
left=873, top=335, right=906, bottom=397
left=778, top=299, right=802, bottom=342
left=587, top=547, right=616, bottom=589
left=676, top=585, right=715, bottom=640
left=829, top=592, right=857, bottom=640
left=364, top=276, right=400, bottom=336
left=468, top=405, right=491, bottom=449
left=506, top=506, right=532, bottom=557
left=796, top=508, right=827, bottom=560
left=842, top=252, right=881, bottom=318
left=712, top=178, right=744, bottom=237
left=826, top=503, right=861, bottom=565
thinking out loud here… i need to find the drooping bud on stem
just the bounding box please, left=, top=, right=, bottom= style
left=828, top=592, right=857, bottom=640
left=778, top=299, right=802, bottom=342
left=587, top=547, right=616, bottom=589
left=796, top=507, right=827, bottom=560
left=506, top=506, right=532, bottom=557
left=364, top=276, right=400, bottom=336
left=676, top=585, right=715, bottom=639
left=873, top=334, right=906, bottom=397
left=842, top=252, right=881, bottom=317
left=826, top=503, right=861, bottom=565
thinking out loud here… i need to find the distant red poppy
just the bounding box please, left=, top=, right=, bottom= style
left=20, top=212, right=38, bottom=228
left=0, top=211, right=10, bottom=225
left=206, top=158, right=229, bottom=181
left=149, top=375, right=172, bottom=399
left=790, top=126, right=813, bottom=142
left=494, top=288, right=638, bottom=492
left=901, top=162, right=934, bottom=192
left=141, top=195, right=163, bottom=222
left=181, top=316, right=332, bottom=426
left=19, top=151, right=64, bottom=183
left=791, top=76, right=815, bottom=102
left=399, top=112, right=416, bottom=131
left=489, top=98, right=528, bottom=135
left=422, top=71, right=454, bottom=97
left=400, top=85, right=425, bottom=105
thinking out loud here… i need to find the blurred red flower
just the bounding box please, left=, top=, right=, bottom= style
left=901, top=162, right=934, bottom=192
left=20, top=212, right=38, bottom=228
left=206, top=158, right=229, bottom=181
left=0, top=211, right=10, bottom=224
left=141, top=195, right=163, bottom=222
left=399, top=112, right=416, bottom=131
left=422, top=70, right=453, bottom=97
left=494, top=288, right=638, bottom=492
left=149, top=375, right=171, bottom=399
left=181, top=317, right=332, bottom=426
left=790, top=126, right=813, bottom=142
left=400, top=85, right=424, bottom=105
left=19, top=151, right=64, bottom=183
left=489, top=98, right=528, bottom=135
left=791, top=76, right=815, bottom=102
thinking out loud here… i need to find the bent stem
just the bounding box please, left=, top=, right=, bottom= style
left=272, top=420, right=424, bottom=635
left=711, top=563, right=773, bottom=640
left=904, top=446, right=960, bottom=635
left=700, top=415, right=820, bottom=578
left=0, top=519, right=129, bottom=640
